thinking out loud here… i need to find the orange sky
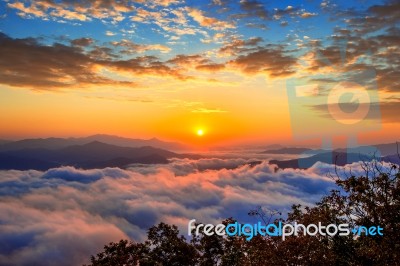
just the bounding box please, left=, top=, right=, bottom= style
left=0, top=77, right=294, bottom=146
left=1, top=76, right=397, bottom=148
left=1, top=0, right=399, bottom=148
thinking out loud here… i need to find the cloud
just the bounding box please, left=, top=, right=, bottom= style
left=50, top=7, right=88, bottom=21
left=167, top=54, right=206, bottom=66
left=6, top=160, right=397, bottom=264
left=105, top=31, right=117, bottom=36
left=131, top=8, right=164, bottom=22
left=366, top=3, right=400, bottom=31
left=5, top=1, right=397, bottom=92
left=195, top=63, right=225, bottom=72
left=0, top=33, right=183, bottom=90
left=238, top=0, right=269, bottom=20
left=108, top=56, right=186, bottom=80
left=296, top=29, right=400, bottom=120
left=137, top=157, right=251, bottom=176
left=112, top=39, right=171, bottom=54
left=152, top=0, right=181, bottom=7
left=218, top=37, right=263, bottom=57
left=245, top=22, right=268, bottom=29
left=309, top=102, right=381, bottom=123
left=271, top=5, right=299, bottom=20
left=368, top=0, right=400, bottom=24
left=167, top=54, right=225, bottom=73
left=0, top=203, right=128, bottom=266
left=42, top=166, right=110, bottom=183
left=129, top=7, right=206, bottom=37
left=7, top=0, right=135, bottom=23
left=299, top=12, right=317, bottom=18
left=327, top=1, right=399, bottom=35
left=7, top=2, right=46, bottom=18
left=0, top=158, right=345, bottom=265
left=230, top=2, right=317, bottom=23
left=229, top=46, right=297, bottom=77
left=70, top=37, right=94, bottom=47
left=0, top=33, right=117, bottom=90
left=191, top=107, right=228, bottom=114
left=186, top=7, right=235, bottom=30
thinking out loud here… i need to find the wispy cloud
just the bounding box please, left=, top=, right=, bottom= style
left=186, top=7, right=235, bottom=30
left=112, top=39, right=171, bottom=54
left=191, top=107, right=228, bottom=113
left=105, top=30, right=117, bottom=36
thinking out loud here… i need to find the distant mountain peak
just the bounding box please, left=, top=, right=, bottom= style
left=0, top=134, right=189, bottom=153
left=83, top=140, right=111, bottom=146
left=0, top=138, right=192, bottom=170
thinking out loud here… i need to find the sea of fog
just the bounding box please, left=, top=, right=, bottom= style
left=0, top=150, right=369, bottom=265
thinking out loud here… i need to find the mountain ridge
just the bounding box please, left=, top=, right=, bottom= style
left=0, top=134, right=188, bottom=152
left=0, top=141, right=198, bottom=171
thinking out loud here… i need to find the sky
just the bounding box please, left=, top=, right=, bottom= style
left=0, top=0, right=399, bottom=147
left=0, top=1, right=399, bottom=263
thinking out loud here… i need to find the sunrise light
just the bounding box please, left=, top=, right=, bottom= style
left=196, top=129, right=204, bottom=136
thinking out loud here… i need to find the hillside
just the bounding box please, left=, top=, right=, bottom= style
left=0, top=141, right=195, bottom=170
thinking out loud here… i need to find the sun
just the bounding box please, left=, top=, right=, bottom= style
left=196, top=129, right=204, bottom=136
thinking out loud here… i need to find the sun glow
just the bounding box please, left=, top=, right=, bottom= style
left=197, top=129, right=204, bottom=136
